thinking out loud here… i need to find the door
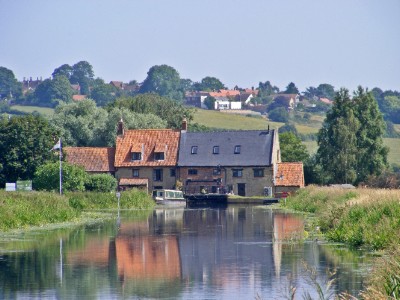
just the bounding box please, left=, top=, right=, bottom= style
left=237, top=183, right=246, bottom=196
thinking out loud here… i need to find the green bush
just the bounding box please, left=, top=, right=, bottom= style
left=34, top=162, right=87, bottom=192
left=85, top=174, right=117, bottom=192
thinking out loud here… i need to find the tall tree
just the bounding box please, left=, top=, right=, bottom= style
left=139, top=64, right=183, bottom=101
left=91, top=83, right=119, bottom=106
left=0, top=66, right=22, bottom=100
left=70, top=61, right=94, bottom=95
left=316, top=88, right=388, bottom=184
left=33, top=75, right=73, bottom=107
left=194, top=76, right=226, bottom=91
left=52, top=64, right=73, bottom=79
left=0, top=115, right=58, bottom=187
left=284, top=82, right=299, bottom=94
left=353, top=87, right=389, bottom=182
left=317, top=83, right=335, bottom=99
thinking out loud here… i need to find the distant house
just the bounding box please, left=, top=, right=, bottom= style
left=64, top=147, right=115, bottom=175
left=22, top=77, right=43, bottom=94
left=70, top=84, right=81, bottom=93
left=72, top=95, right=87, bottom=101
left=214, top=97, right=242, bottom=110
left=177, top=128, right=281, bottom=196
left=272, top=94, right=299, bottom=110
left=110, top=81, right=140, bottom=93
left=114, top=119, right=181, bottom=191
left=319, top=97, right=333, bottom=105
left=274, top=162, right=305, bottom=195
left=184, top=91, right=209, bottom=109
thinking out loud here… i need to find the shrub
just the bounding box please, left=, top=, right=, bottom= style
left=34, top=162, right=88, bottom=192
left=268, top=107, right=289, bottom=122
left=85, top=174, right=117, bottom=192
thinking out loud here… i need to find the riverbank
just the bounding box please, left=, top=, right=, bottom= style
left=0, top=189, right=155, bottom=232
left=283, top=186, right=400, bottom=299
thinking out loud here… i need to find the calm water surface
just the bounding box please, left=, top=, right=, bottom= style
left=0, top=205, right=372, bottom=299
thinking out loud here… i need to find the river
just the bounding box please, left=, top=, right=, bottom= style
left=0, top=205, right=372, bottom=299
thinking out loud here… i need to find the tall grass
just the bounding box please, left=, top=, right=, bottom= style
left=0, top=189, right=155, bottom=231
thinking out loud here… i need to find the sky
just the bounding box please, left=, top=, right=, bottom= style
left=0, top=0, right=399, bottom=92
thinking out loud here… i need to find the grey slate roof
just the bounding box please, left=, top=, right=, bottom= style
left=178, top=130, right=275, bottom=167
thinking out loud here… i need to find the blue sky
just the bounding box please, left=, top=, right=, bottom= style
left=1, top=0, right=399, bottom=92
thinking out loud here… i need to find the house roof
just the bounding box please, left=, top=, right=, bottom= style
left=72, top=95, right=87, bottom=101
left=115, top=129, right=180, bottom=167
left=275, top=162, right=304, bottom=187
left=64, top=147, right=115, bottom=172
left=178, top=130, right=275, bottom=167
left=320, top=97, right=333, bottom=104
left=119, top=178, right=148, bottom=186
left=209, top=89, right=240, bottom=98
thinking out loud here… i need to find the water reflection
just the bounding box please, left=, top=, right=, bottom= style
left=0, top=206, right=371, bottom=299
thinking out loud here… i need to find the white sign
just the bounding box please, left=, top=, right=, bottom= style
left=116, top=192, right=121, bottom=199
left=6, top=183, right=16, bottom=191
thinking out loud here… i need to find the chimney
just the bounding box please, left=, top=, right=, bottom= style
left=181, top=118, right=188, bottom=132
left=117, top=118, right=124, bottom=136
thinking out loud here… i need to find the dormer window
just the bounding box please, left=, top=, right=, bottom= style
left=154, top=152, right=165, bottom=161
left=234, top=145, right=241, bottom=154
left=213, top=146, right=219, bottom=154
left=132, top=152, right=142, bottom=161
left=191, top=146, right=198, bottom=154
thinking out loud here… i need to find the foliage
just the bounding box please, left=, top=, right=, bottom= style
left=70, top=61, right=95, bottom=95
left=31, top=75, right=73, bottom=107
left=139, top=64, right=183, bottom=101
left=68, top=189, right=154, bottom=210
left=34, top=162, right=88, bottom=192
left=112, top=93, right=193, bottom=129
left=51, top=99, right=167, bottom=147
left=0, top=114, right=58, bottom=187
left=204, top=95, right=216, bottom=109
left=284, top=82, right=299, bottom=94
left=84, top=173, right=117, bottom=192
left=363, top=171, right=400, bottom=189
left=316, top=87, right=388, bottom=184
left=90, top=82, right=119, bottom=106
left=279, top=132, right=309, bottom=162
left=303, top=84, right=335, bottom=100
left=268, top=107, right=289, bottom=122
left=0, top=66, right=22, bottom=100
left=278, top=122, right=298, bottom=135
left=193, top=76, right=226, bottom=91
left=52, top=64, right=73, bottom=79
left=0, top=190, right=78, bottom=231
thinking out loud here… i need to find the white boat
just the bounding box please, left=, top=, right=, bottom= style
left=152, top=189, right=186, bottom=206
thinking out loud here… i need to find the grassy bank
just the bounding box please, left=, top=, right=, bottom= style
left=0, top=189, right=155, bottom=232
left=283, top=186, right=400, bottom=298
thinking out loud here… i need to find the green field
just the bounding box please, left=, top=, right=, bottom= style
left=302, top=139, right=400, bottom=165
left=11, top=105, right=55, bottom=116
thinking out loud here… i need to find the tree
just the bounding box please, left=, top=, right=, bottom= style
left=70, top=61, right=95, bottom=95
left=317, top=84, right=335, bottom=99
left=258, top=81, right=279, bottom=96
left=194, top=76, right=226, bottom=91
left=278, top=122, right=298, bottom=135
left=34, top=161, right=87, bottom=192
left=0, top=66, right=22, bottom=100
left=204, top=96, right=216, bottom=110
left=279, top=132, right=309, bottom=162
left=51, top=99, right=167, bottom=147
left=284, top=82, right=299, bottom=94
left=113, top=93, right=193, bottom=129
left=91, top=83, right=119, bottom=106
left=32, top=75, right=73, bottom=107
left=139, top=64, right=183, bottom=101
left=0, top=115, right=58, bottom=187
left=316, top=88, right=388, bottom=184
left=52, top=64, right=73, bottom=79
left=268, top=107, right=289, bottom=122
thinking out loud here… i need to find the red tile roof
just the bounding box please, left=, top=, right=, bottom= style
left=119, top=178, right=148, bottom=186
left=64, top=147, right=115, bottom=172
left=275, top=162, right=304, bottom=187
left=209, top=89, right=241, bottom=98
left=72, top=95, right=87, bottom=101
left=115, top=129, right=180, bottom=167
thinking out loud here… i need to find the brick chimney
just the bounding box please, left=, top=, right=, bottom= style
left=117, top=118, right=124, bottom=136
left=181, top=118, right=188, bottom=132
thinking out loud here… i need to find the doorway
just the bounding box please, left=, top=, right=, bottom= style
left=237, top=183, right=246, bottom=196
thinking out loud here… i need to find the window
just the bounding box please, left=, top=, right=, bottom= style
left=191, top=146, right=198, bottom=154
left=234, top=145, right=241, bottom=154
left=188, top=169, right=198, bottom=175
left=213, top=168, right=221, bottom=175
left=170, top=168, right=176, bottom=177
left=232, top=169, right=243, bottom=177
left=154, top=152, right=165, bottom=160
left=133, top=169, right=140, bottom=177
left=213, top=146, right=219, bottom=154
left=153, top=169, right=163, bottom=181
left=253, top=168, right=264, bottom=177
left=132, top=152, right=141, bottom=161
